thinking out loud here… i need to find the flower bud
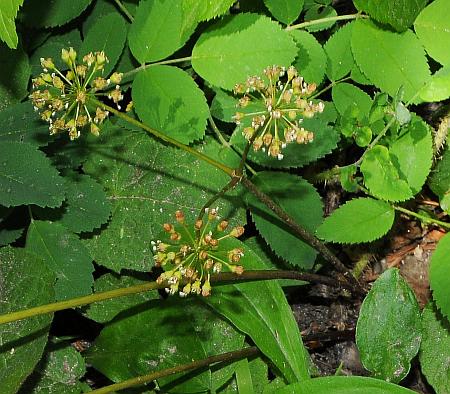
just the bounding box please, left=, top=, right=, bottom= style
left=109, top=72, right=123, bottom=84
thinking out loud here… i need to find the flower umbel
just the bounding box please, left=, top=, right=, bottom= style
left=232, top=65, right=324, bottom=160
left=30, top=48, right=124, bottom=140
left=152, top=209, right=245, bottom=297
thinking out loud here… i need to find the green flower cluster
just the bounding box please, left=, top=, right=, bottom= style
left=152, top=209, right=245, bottom=297
left=30, top=48, right=124, bottom=140
left=232, top=65, right=324, bottom=160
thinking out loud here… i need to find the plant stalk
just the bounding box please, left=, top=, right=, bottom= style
left=286, top=13, right=368, bottom=31
left=113, top=0, right=134, bottom=22
left=393, top=205, right=450, bottom=229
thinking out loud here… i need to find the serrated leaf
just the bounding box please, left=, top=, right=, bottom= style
left=133, top=66, right=209, bottom=144
left=361, top=145, right=413, bottom=202
left=21, top=0, right=92, bottom=28
left=316, top=198, right=394, bottom=244
left=82, top=125, right=244, bottom=273
left=420, top=66, right=450, bottom=102
left=210, top=88, right=238, bottom=123
left=420, top=302, right=450, bottom=394
left=0, top=0, right=23, bottom=48
left=0, top=142, right=65, bottom=208
left=192, top=13, right=297, bottom=90
left=430, top=233, right=450, bottom=320
left=429, top=147, right=450, bottom=213
left=353, top=0, right=426, bottom=32
left=182, top=0, right=235, bottom=22
left=205, top=237, right=310, bottom=383
left=80, top=12, right=127, bottom=76
left=0, top=43, right=30, bottom=110
left=0, top=227, right=23, bottom=246
left=303, top=5, right=337, bottom=32
left=332, top=82, right=372, bottom=120
left=129, top=0, right=197, bottom=63
left=87, top=298, right=244, bottom=393
left=277, top=376, right=417, bottom=393
left=82, top=0, right=130, bottom=35
left=26, top=220, right=94, bottom=300
left=0, top=246, right=54, bottom=394
left=263, top=0, right=304, bottom=24
left=356, top=268, right=421, bottom=383
left=351, top=20, right=430, bottom=103
left=290, top=30, right=326, bottom=84
left=245, top=172, right=323, bottom=269
left=85, top=273, right=159, bottom=323
left=324, top=22, right=354, bottom=81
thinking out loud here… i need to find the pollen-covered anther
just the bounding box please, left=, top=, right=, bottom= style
left=217, top=220, right=228, bottom=232
left=230, top=226, right=245, bottom=238
left=163, top=223, right=173, bottom=232
left=170, top=232, right=181, bottom=241
left=175, top=210, right=185, bottom=223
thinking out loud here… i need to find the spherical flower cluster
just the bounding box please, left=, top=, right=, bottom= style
left=152, top=209, right=245, bottom=297
left=232, top=65, right=325, bottom=160
left=30, top=48, right=124, bottom=140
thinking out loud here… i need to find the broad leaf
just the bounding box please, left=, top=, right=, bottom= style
left=332, top=83, right=372, bottom=120
left=303, top=4, right=337, bottom=32
left=192, top=13, right=297, bottom=90
left=420, top=67, right=450, bottom=103
left=429, top=146, right=450, bottom=213
left=351, top=20, right=430, bottom=103
left=182, top=0, right=236, bottom=22
left=420, top=302, right=450, bottom=394
left=316, top=198, right=394, bottom=244
left=356, top=268, right=421, bottom=383
left=414, top=0, right=450, bottom=66
left=430, top=233, right=450, bottom=320
left=26, top=220, right=94, bottom=300
left=246, top=172, right=323, bottom=269
left=133, top=65, right=209, bottom=144
left=206, top=237, right=311, bottom=383
left=0, top=0, right=23, bottom=48
left=263, top=0, right=304, bottom=24
left=0, top=142, right=65, bottom=208
left=324, top=22, right=354, bottom=81
left=0, top=247, right=54, bottom=394
left=210, top=88, right=238, bottom=123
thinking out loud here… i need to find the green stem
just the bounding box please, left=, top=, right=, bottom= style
left=113, top=0, right=134, bottom=22
left=208, top=113, right=231, bottom=148
left=89, top=98, right=234, bottom=176
left=88, top=347, right=259, bottom=393
left=286, top=13, right=368, bottom=31
left=311, top=76, right=352, bottom=99
left=393, top=205, right=450, bottom=229
left=122, top=56, right=193, bottom=81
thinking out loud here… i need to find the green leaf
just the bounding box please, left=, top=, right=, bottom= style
left=0, top=227, right=23, bottom=246
left=0, top=0, right=23, bottom=48
left=430, top=233, right=450, bottom=320
left=0, top=246, right=54, bottom=394
left=230, top=118, right=339, bottom=168
left=420, top=67, right=450, bottom=102
left=361, top=145, right=413, bottom=202
left=210, top=88, right=238, bottom=123
left=277, top=376, right=417, bottom=393
left=128, top=0, right=197, bottom=63
left=26, top=220, right=94, bottom=300
left=420, top=302, right=450, bottom=394
left=332, top=83, right=372, bottom=120
left=219, top=357, right=269, bottom=394
left=263, top=0, right=304, bottom=24
left=133, top=66, right=209, bottom=144
left=429, top=146, right=450, bottom=213
left=324, top=22, right=354, bottom=81
left=83, top=125, right=244, bottom=273
left=205, top=237, right=310, bottom=383
left=290, top=30, right=327, bottom=84
left=351, top=20, right=430, bottom=103
left=0, top=142, right=65, bottom=208
left=316, top=198, right=394, bottom=244
left=192, top=13, right=297, bottom=90
left=85, top=273, right=159, bottom=324
left=245, top=172, right=323, bottom=269
left=181, top=0, right=236, bottom=22
left=414, top=0, right=450, bottom=65
left=80, top=12, right=127, bottom=76
left=0, top=43, right=30, bottom=110
left=353, top=0, right=426, bottom=32
left=356, top=268, right=421, bottom=383
left=87, top=299, right=244, bottom=393
left=303, top=5, right=337, bottom=32
left=21, top=0, right=92, bottom=28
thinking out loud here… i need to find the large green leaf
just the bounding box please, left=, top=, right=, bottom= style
left=82, top=124, right=244, bottom=273
left=263, top=0, right=304, bottom=24
left=420, top=302, right=450, bottom=394
left=0, top=0, right=23, bottom=48
left=430, top=233, right=450, bottom=320
left=351, top=20, right=430, bottom=103
left=182, top=0, right=235, bottom=22
left=356, top=268, right=421, bottom=383
left=414, top=0, right=450, bottom=66
left=316, top=198, right=394, bottom=244
left=420, top=66, right=450, bottom=103
left=87, top=299, right=244, bottom=393
left=276, top=376, right=417, bottom=393
left=133, top=66, right=209, bottom=144
left=206, top=237, right=311, bottom=383
left=128, top=0, right=197, bottom=63
left=332, top=83, right=372, bottom=120
left=80, top=12, right=127, bottom=76
left=324, top=22, right=354, bottom=81
left=0, top=142, right=65, bottom=208
left=245, top=172, right=323, bottom=269
left=192, top=13, right=297, bottom=90
left=429, top=146, right=450, bottom=213
left=0, top=246, right=54, bottom=394
left=26, top=220, right=94, bottom=300
left=21, top=0, right=92, bottom=28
